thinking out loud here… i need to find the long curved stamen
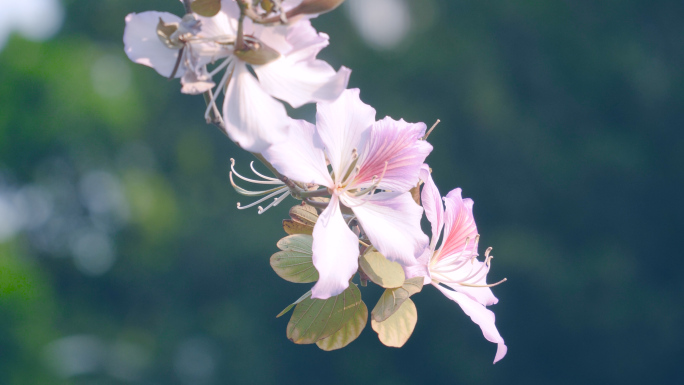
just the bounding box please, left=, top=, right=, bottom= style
left=230, top=172, right=286, bottom=196
left=257, top=187, right=291, bottom=214
left=250, top=162, right=280, bottom=181
left=230, top=159, right=282, bottom=185
left=208, top=57, right=233, bottom=77
left=204, top=60, right=235, bottom=120
left=237, top=186, right=289, bottom=210
left=457, top=278, right=508, bottom=288
left=339, top=148, right=358, bottom=183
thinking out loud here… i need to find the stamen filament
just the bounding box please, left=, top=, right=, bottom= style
left=250, top=162, right=279, bottom=181
left=237, top=186, right=289, bottom=210
left=230, top=159, right=282, bottom=185
left=204, top=61, right=234, bottom=120
left=257, top=188, right=291, bottom=214
left=230, top=172, right=286, bottom=196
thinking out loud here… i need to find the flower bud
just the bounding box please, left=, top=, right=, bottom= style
left=287, top=0, right=345, bottom=17
left=234, top=40, right=281, bottom=65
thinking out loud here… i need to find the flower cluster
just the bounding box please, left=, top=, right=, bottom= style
left=124, top=0, right=506, bottom=362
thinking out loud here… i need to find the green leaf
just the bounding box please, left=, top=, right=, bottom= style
left=276, top=234, right=313, bottom=253
left=289, top=203, right=318, bottom=226
left=371, top=277, right=424, bottom=322
left=276, top=290, right=312, bottom=318
left=282, top=219, right=313, bottom=235
left=371, top=298, right=417, bottom=348
left=270, top=250, right=319, bottom=283
left=190, top=0, right=222, bottom=17
left=316, top=301, right=368, bottom=351
left=359, top=251, right=405, bottom=288
left=287, top=284, right=362, bottom=344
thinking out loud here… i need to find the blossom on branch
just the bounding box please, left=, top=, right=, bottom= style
left=404, top=165, right=507, bottom=363
left=123, top=0, right=350, bottom=152
left=262, top=89, right=432, bottom=299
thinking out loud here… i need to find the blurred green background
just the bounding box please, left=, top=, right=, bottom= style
left=1, top=0, right=682, bottom=384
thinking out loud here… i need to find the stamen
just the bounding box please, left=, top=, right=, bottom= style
left=257, top=188, right=291, bottom=214
left=250, top=162, right=279, bottom=181
left=237, top=186, right=289, bottom=210
left=208, top=57, right=232, bottom=77
left=423, top=119, right=440, bottom=140
left=230, top=171, right=286, bottom=196
left=352, top=161, right=388, bottom=198
left=230, top=159, right=282, bottom=185
left=457, top=278, right=507, bottom=288
left=204, top=61, right=234, bottom=121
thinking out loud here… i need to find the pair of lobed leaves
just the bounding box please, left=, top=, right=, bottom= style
left=271, top=203, right=423, bottom=350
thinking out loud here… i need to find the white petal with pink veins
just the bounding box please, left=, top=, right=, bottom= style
left=419, top=165, right=444, bottom=251
left=261, top=118, right=333, bottom=186
left=123, top=12, right=183, bottom=78
left=354, top=117, right=431, bottom=192
left=345, top=192, right=428, bottom=266
left=310, top=195, right=360, bottom=299
left=437, top=188, right=479, bottom=263
left=222, top=62, right=289, bottom=153
left=435, top=285, right=507, bottom=363
left=316, top=89, right=375, bottom=179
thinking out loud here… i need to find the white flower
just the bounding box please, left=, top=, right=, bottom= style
left=404, top=166, right=507, bottom=363
left=123, top=0, right=350, bottom=153
left=262, top=89, right=432, bottom=299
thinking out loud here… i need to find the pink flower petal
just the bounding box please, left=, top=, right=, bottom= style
left=222, top=62, right=289, bottom=153
left=434, top=285, right=507, bottom=363
left=419, top=164, right=444, bottom=251
left=344, top=192, right=428, bottom=266
left=261, top=118, right=333, bottom=186
left=354, top=117, right=432, bottom=192
left=436, top=188, right=478, bottom=263
left=316, top=89, right=375, bottom=179
left=123, top=12, right=183, bottom=78
left=310, top=195, right=360, bottom=299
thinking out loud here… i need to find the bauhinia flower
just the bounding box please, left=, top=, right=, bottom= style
left=404, top=165, right=508, bottom=363
left=261, top=88, right=432, bottom=299
left=124, top=9, right=232, bottom=94
left=124, top=0, right=351, bottom=152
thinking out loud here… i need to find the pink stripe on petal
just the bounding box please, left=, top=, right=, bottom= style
left=354, top=117, right=432, bottom=192
left=419, top=164, right=444, bottom=251
left=436, top=189, right=478, bottom=263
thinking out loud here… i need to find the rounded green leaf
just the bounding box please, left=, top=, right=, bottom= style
left=316, top=301, right=368, bottom=351
left=270, top=250, right=318, bottom=283
left=190, top=0, right=222, bottom=17
left=359, top=251, right=405, bottom=288
left=371, top=277, right=424, bottom=322
left=289, top=203, right=319, bottom=226
left=276, top=290, right=312, bottom=318
left=276, top=234, right=313, bottom=253
left=283, top=219, right=313, bottom=235
left=287, top=284, right=362, bottom=344
left=371, top=298, right=417, bottom=348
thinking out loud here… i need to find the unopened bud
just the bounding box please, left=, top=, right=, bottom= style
left=287, top=0, right=345, bottom=17
left=234, top=40, right=280, bottom=65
